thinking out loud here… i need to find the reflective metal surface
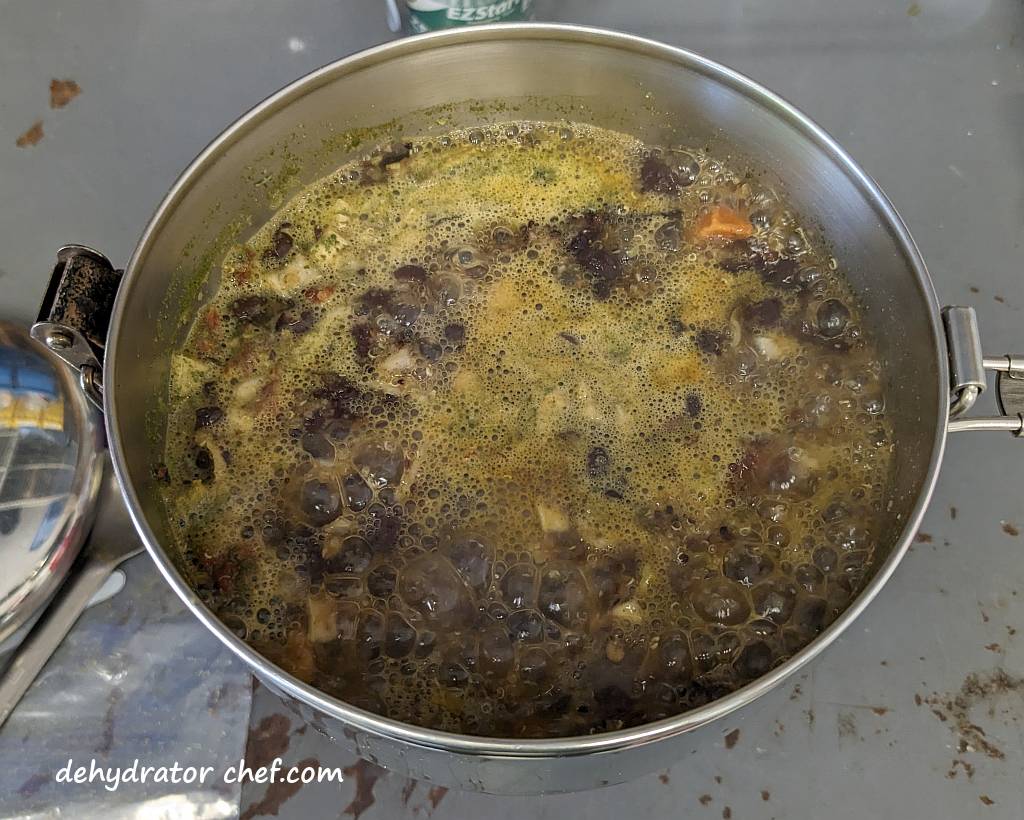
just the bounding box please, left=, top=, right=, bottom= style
left=0, top=322, right=103, bottom=662
left=100, top=24, right=948, bottom=792
left=0, top=455, right=145, bottom=729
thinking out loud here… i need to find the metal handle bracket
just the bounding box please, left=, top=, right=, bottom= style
left=29, top=245, right=121, bottom=410
left=943, top=306, right=1024, bottom=436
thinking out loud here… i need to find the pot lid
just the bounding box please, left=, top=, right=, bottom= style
left=0, top=321, right=103, bottom=655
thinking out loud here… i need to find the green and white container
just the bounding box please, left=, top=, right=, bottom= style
left=406, top=0, right=535, bottom=33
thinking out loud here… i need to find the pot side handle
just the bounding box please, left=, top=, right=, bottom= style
left=30, top=245, right=122, bottom=411
left=942, top=306, right=1024, bottom=436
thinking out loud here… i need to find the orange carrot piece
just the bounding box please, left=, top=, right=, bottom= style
left=694, top=205, right=754, bottom=242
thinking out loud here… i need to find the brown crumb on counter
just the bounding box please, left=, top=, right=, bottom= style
left=980, top=795, right=995, bottom=806
left=915, top=532, right=933, bottom=543
left=1001, top=521, right=1019, bottom=537
left=658, top=773, right=669, bottom=785
left=699, top=794, right=712, bottom=806
left=16, top=121, right=43, bottom=147
left=427, top=786, right=448, bottom=810
left=49, top=78, right=81, bottom=108
left=341, top=759, right=386, bottom=820
left=722, top=808, right=732, bottom=819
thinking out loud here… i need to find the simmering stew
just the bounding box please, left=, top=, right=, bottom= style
left=160, top=122, right=894, bottom=737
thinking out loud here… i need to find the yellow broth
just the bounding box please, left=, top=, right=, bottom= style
left=160, top=122, right=894, bottom=737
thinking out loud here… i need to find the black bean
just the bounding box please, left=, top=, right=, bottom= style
left=654, top=220, right=682, bottom=252
left=229, top=295, right=275, bottom=325
left=195, top=406, right=224, bottom=429
left=392, top=303, right=421, bottom=328
left=816, top=299, right=850, bottom=338
left=695, top=328, right=724, bottom=356
left=342, top=473, right=372, bottom=512
left=300, top=479, right=342, bottom=526
left=194, top=446, right=214, bottom=482
left=792, top=595, right=828, bottom=634
left=409, top=632, right=435, bottom=663
left=594, top=684, right=635, bottom=719
left=668, top=317, right=686, bottom=336
left=581, top=248, right=621, bottom=283
left=351, top=322, right=374, bottom=359
left=718, top=240, right=762, bottom=273
left=276, top=308, right=315, bottom=334
left=393, top=263, right=427, bottom=283
left=326, top=536, right=372, bottom=574
left=300, top=431, right=334, bottom=460
left=356, top=287, right=395, bottom=317
left=567, top=220, right=601, bottom=259
left=419, top=340, right=443, bottom=361
left=385, top=613, right=416, bottom=658
left=443, top=323, right=465, bottom=343
left=264, top=227, right=293, bottom=260
left=558, top=331, right=579, bottom=345
left=745, top=297, right=782, bottom=328
left=586, top=446, right=610, bottom=477
left=734, top=640, right=773, bottom=679
left=367, top=565, right=398, bottom=597
left=604, top=488, right=624, bottom=500
left=639, top=157, right=678, bottom=194
left=446, top=536, right=492, bottom=593
left=380, top=141, right=412, bottom=167
left=437, top=661, right=469, bottom=687
left=685, top=392, right=702, bottom=418
left=761, top=258, right=800, bottom=290
left=366, top=511, right=402, bottom=552
left=507, top=609, right=545, bottom=643
left=566, top=215, right=624, bottom=298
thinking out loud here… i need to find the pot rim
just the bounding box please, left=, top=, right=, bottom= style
left=105, top=22, right=949, bottom=758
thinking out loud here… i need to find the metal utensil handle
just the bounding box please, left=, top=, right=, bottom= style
left=943, top=306, right=1024, bottom=436
left=0, top=546, right=142, bottom=730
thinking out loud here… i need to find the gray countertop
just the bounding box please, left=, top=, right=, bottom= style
left=2, top=0, right=1023, bottom=817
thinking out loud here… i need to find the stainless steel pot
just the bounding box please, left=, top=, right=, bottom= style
left=30, top=24, right=1024, bottom=795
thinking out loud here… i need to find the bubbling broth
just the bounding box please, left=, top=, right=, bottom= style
left=160, top=122, right=894, bottom=737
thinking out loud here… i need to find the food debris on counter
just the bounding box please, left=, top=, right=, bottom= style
left=427, top=785, right=449, bottom=810
left=920, top=668, right=1024, bottom=784
left=49, top=78, right=81, bottom=108
left=15, top=121, right=43, bottom=147
left=724, top=728, right=740, bottom=749
left=240, top=757, right=319, bottom=820
left=342, top=759, right=387, bottom=820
